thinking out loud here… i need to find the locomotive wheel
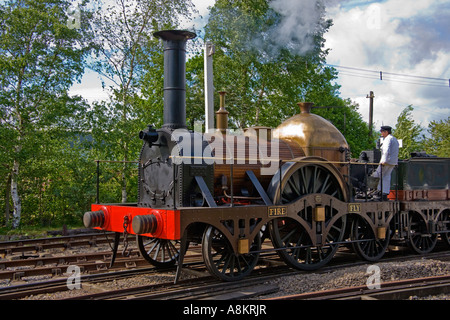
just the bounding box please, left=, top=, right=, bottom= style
left=270, top=217, right=342, bottom=270
left=351, top=216, right=390, bottom=261
left=268, top=159, right=348, bottom=271
left=202, top=225, right=261, bottom=281
left=137, top=235, right=184, bottom=268
left=438, top=210, right=450, bottom=247
left=268, top=158, right=347, bottom=204
left=408, top=211, right=437, bottom=254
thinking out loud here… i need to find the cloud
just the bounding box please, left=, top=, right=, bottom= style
left=324, top=0, right=450, bottom=130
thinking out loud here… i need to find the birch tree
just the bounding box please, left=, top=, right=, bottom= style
left=88, top=0, right=194, bottom=203
left=0, top=0, right=89, bottom=228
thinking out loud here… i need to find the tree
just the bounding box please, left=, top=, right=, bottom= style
left=202, top=0, right=337, bottom=128
left=393, top=105, right=424, bottom=159
left=0, top=0, right=90, bottom=228
left=186, top=0, right=371, bottom=155
left=88, top=0, right=194, bottom=203
left=311, top=98, right=372, bottom=157
left=424, top=117, right=450, bottom=157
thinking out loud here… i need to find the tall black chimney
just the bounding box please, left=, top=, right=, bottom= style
left=154, top=30, right=196, bottom=130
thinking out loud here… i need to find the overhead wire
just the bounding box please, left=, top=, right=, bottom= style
left=327, top=64, right=450, bottom=88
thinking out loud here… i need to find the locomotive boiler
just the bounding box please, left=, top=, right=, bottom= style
left=84, top=30, right=450, bottom=281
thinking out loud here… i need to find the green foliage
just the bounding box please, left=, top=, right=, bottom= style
left=423, top=117, right=450, bottom=157
left=393, top=105, right=424, bottom=159
left=0, top=0, right=91, bottom=228
left=88, top=0, right=195, bottom=203
left=1, top=0, right=444, bottom=231
left=311, top=98, right=372, bottom=157
left=200, top=0, right=371, bottom=156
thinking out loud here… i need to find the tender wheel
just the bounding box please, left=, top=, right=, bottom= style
left=137, top=235, right=183, bottom=268
left=202, top=225, right=261, bottom=281
left=268, top=159, right=348, bottom=271
left=351, top=216, right=390, bottom=261
left=408, top=211, right=437, bottom=254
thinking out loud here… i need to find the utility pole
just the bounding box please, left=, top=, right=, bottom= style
left=366, top=91, right=374, bottom=145
left=204, top=41, right=215, bottom=133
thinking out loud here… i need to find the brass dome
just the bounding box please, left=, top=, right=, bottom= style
left=273, top=102, right=349, bottom=156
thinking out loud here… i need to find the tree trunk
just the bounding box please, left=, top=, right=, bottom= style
left=11, top=159, right=21, bottom=229
left=4, top=173, right=11, bottom=224
left=121, top=160, right=127, bottom=203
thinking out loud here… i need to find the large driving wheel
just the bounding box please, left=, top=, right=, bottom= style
left=351, top=216, right=390, bottom=261
left=268, top=158, right=348, bottom=271
left=202, top=225, right=261, bottom=281
left=270, top=216, right=344, bottom=270
left=408, top=211, right=437, bottom=254
left=137, top=235, right=183, bottom=268
left=438, top=210, right=450, bottom=248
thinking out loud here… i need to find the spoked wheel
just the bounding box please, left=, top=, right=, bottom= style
left=408, top=211, right=437, bottom=254
left=202, top=225, right=261, bottom=281
left=269, top=159, right=347, bottom=203
left=270, top=217, right=342, bottom=270
left=137, top=235, right=184, bottom=268
left=351, top=216, right=390, bottom=261
left=438, top=210, right=450, bottom=248
left=268, top=158, right=348, bottom=271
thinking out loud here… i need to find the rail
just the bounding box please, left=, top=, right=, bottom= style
left=267, top=274, right=450, bottom=300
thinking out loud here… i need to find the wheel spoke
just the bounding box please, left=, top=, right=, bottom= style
left=269, top=161, right=347, bottom=271
left=202, top=226, right=261, bottom=281
left=351, top=217, right=389, bottom=261
left=320, top=174, right=331, bottom=193
left=137, top=235, right=183, bottom=268
left=408, top=211, right=437, bottom=254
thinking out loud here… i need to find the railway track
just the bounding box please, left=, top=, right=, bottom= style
left=64, top=270, right=283, bottom=300
left=0, top=231, right=138, bottom=282
left=3, top=249, right=446, bottom=300
left=0, top=265, right=168, bottom=299
left=0, top=249, right=150, bottom=282
left=46, top=251, right=450, bottom=300
left=0, top=231, right=119, bottom=257
left=0, top=231, right=449, bottom=300
left=268, top=274, right=450, bottom=300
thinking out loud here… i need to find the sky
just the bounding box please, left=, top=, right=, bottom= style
left=70, top=0, right=450, bottom=132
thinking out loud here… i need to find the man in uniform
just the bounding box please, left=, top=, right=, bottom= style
left=372, top=126, right=399, bottom=200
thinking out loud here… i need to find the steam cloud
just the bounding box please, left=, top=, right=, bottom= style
left=248, top=0, right=330, bottom=57
left=269, top=0, right=326, bottom=55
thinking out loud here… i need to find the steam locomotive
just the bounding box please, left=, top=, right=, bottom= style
left=84, top=30, right=450, bottom=281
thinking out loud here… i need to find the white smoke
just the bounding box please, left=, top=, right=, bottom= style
left=269, top=0, right=325, bottom=53
left=261, top=0, right=329, bottom=56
